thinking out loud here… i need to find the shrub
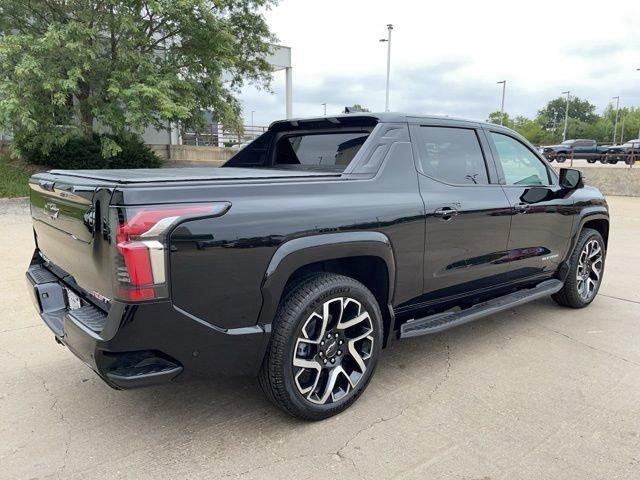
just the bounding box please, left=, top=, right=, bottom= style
left=14, top=133, right=162, bottom=169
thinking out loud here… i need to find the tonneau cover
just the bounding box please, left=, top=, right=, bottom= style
left=46, top=167, right=341, bottom=184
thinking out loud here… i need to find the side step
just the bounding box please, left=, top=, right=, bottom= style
left=400, top=279, right=563, bottom=339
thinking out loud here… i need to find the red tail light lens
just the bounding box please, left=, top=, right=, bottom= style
left=112, top=202, right=230, bottom=302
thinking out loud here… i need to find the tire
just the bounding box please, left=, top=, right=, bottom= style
left=587, top=158, right=597, bottom=164
left=552, top=228, right=605, bottom=308
left=556, top=154, right=567, bottom=163
left=259, top=273, right=383, bottom=420
left=626, top=156, right=635, bottom=166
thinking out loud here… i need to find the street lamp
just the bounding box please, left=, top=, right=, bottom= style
left=637, top=68, right=640, bottom=139
left=379, top=24, right=393, bottom=112
left=612, top=96, right=620, bottom=144
left=321, top=103, right=327, bottom=116
left=562, top=90, right=571, bottom=142
left=497, top=80, right=506, bottom=125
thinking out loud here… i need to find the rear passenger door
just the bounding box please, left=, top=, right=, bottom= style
left=411, top=123, right=513, bottom=303
left=485, top=130, right=574, bottom=283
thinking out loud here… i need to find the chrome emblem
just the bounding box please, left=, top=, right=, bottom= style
left=44, top=201, right=60, bottom=220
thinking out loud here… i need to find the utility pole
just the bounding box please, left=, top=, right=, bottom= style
left=637, top=69, right=640, bottom=140
left=497, top=80, right=506, bottom=125
left=321, top=103, right=327, bottom=116
left=612, top=96, right=620, bottom=144
left=620, top=115, right=625, bottom=144
left=562, top=90, right=571, bottom=142
left=379, top=24, right=393, bottom=112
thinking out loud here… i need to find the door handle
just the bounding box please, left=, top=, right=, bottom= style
left=514, top=203, right=530, bottom=213
left=434, top=207, right=458, bottom=220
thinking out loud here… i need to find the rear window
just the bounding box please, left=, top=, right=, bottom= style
left=224, top=130, right=370, bottom=172
left=274, top=132, right=368, bottom=170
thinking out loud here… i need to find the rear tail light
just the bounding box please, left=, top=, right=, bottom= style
left=111, top=202, right=230, bottom=302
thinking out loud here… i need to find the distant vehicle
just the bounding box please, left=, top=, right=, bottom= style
left=602, top=139, right=640, bottom=165
left=540, top=139, right=610, bottom=163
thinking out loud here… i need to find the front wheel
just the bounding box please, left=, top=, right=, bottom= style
left=556, top=154, right=567, bottom=163
left=552, top=228, right=605, bottom=308
left=259, top=273, right=383, bottom=420
left=587, top=158, right=597, bottom=164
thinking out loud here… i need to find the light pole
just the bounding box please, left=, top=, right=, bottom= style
left=612, top=96, right=620, bottom=144
left=250, top=110, right=255, bottom=139
left=379, top=24, right=393, bottom=112
left=637, top=68, right=640, bottom=139
left=497, top=80, right=506, bottom=125
left=321, top=103, right=327, bottom=116
left=562, top=90, right=571, bottom=142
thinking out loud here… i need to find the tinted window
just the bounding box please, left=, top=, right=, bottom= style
left=490, top=132, right=550, bottom=186
left=414, top=126, right=488, bottom=185
left=274, top=132, right=369, bottom=171
left=224, top=131, right=274, bottom=167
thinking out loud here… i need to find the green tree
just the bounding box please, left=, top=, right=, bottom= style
left=487, top=110, right=512, bottom=128
left=0, top=0, right=276, bottom=157
left=536, top=96, right=597, bottom=131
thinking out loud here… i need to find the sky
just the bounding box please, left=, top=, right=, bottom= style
left=238, top=0, right=640, bottom=127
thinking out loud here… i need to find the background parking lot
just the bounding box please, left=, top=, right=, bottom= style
left=1, top=196, right=639, bottom=480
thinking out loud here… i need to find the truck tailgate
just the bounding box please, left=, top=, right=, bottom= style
left=30, top=177, right=115, bottom=301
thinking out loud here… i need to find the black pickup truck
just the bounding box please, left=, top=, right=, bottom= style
left=26, top=113, right=609, bottom=420
left=540, top=139, right=610, bottom=163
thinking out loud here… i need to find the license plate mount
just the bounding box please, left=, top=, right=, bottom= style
left=65, top=288, right=82, bottom=310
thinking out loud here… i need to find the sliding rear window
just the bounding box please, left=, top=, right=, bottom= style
left=224, top=130, right=370, bottom=172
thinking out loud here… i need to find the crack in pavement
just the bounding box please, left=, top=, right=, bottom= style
left=333, top=339, right=452, bottom=475
left=1, top=346, right=72, bottom=478
left=599, top=293, right=640, bottom=305
left=543, top=326, right=640, bottom=368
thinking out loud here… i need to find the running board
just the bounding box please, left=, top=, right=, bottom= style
left=400, top=279, right=563, bottom=339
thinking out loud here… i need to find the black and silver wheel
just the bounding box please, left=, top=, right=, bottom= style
left=587, top=158, right=597, bottom=164
left=553, top=228, right=605, bottom=308
left=259, top=273, right=383, bottom=420
left=556, top=154, right=567, bottom=163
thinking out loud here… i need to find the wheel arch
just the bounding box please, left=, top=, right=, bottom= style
left=259, top=232, right=397, bottom=345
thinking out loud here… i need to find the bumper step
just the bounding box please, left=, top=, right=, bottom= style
left=105, top=352, right=183, bottom=388
left=68, top=305, right=107, bottom=333
left=400, top=279, right=564, bottom=339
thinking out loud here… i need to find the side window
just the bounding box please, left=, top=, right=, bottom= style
left=490, top=132, right=550, bottom=186
left=414, top=126, right=489, bottom=185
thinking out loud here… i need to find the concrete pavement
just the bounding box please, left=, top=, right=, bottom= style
left=0, top=196, right=639, bottom=480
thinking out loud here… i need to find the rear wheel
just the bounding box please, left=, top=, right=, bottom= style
left=626, top=155, right=635, bottom=166
left=553, top=228, right=605, bottom=308
left=556, top=154, right=567, bottom=163
left=259, top=273, right=383, bottom=420
left=587, top=158, right=597, bottom=164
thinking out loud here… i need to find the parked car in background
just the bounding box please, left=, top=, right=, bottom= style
left=540, top=139, right=610, bottom=163
left=602, top=139, right=640, bottom=165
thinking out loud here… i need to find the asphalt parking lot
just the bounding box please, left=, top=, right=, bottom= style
left=1, top=196, right=639, bottom=480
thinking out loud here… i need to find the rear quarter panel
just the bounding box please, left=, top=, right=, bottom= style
left=166, top=139, right=425, bottom=330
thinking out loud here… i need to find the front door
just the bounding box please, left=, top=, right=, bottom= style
left=485, top=129, right=575, bottom=283
left=411, top=124, right=513, bottom=304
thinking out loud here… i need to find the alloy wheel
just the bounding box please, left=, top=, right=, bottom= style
left=292, top=297, right=374, bottom=405
left=576, top=238, right=603, bottom=301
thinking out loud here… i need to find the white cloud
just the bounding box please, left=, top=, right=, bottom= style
left=240, top=0, right=640, bottom=126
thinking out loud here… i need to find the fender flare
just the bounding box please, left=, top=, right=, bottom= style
left=563, top=209, right=609, bottom=265
left=257, top=232, right=397, bottom=330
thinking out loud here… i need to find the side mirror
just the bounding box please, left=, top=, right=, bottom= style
left=559, top=168, right=584, bottom=190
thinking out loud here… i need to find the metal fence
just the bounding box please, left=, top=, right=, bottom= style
left=182, top=123, right=267, bottom=147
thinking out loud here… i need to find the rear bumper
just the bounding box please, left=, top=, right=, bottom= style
left=26, top=259, right=270, bottom=389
